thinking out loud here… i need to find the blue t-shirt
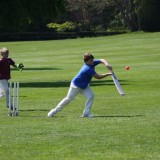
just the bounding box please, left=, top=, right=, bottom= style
left=71, top=60, right=101, bottom=89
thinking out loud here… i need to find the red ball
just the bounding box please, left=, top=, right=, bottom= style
left=125, top=66, right=130, bottom=70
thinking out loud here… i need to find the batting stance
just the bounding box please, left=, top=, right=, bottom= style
left=0, top=47, right=24, bottom=110
left=48, top=53, right=113, bottom=118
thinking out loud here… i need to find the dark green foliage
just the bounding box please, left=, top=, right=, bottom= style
left=139, top=0, right=160, bottom=31
left=0, top=0, right=65, bottom=32
left=25, top=0, right=66, bottom=31
left=65, top=0, right=116, bottom=31
left=0, top=0, right=28, bottom=32
left=0, top=0, right=160, bottom=32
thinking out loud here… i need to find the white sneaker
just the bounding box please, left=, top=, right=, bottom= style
left=82, top=114, right=94, bottom=118
left=48, top=109, right=56, bottom=117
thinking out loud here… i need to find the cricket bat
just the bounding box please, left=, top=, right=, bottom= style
left=111, top=73, right=125, bottom=96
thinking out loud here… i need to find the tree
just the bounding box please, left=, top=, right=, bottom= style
left=137, top=0, right=160, bottom=31
left=113, top=0, right=139, bottom=31
left=0, top=0, right=28, bottom=32
left=65, top=0, right=115, bottom=31
left=0, top=0, right=65, bottom=32
left=25, top=0, right=65, bottom=31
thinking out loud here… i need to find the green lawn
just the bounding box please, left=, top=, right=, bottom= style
left=0, top=32, right=160, bottom=160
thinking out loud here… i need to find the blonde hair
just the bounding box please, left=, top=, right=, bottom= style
left=0, top=47, right=9, bottom=55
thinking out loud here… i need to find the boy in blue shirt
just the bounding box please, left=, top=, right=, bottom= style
left=48, top=53, right=113, bottom=118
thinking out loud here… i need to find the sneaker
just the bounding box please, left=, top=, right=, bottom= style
left=82, top=114, right=94, bottom=118
left=48, top=109, right=56, bottom=117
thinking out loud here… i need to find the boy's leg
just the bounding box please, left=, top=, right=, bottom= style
left=0, top=80, right=5, bottom=99
left=81, top=85, right=94, bottom=117
left=0, top=80, right=11, bottom=107
left=48, top=83, right=80, bottom=117
left=0, top=89, right=5, bottom=99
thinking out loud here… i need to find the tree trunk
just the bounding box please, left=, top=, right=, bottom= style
left=114, top=0, right=139, bottom=31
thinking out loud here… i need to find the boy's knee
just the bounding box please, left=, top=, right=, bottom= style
left=90, top=93, right=94, bottom=99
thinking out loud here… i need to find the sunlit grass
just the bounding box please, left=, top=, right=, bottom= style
left=0, top=32, right=160, bottom=160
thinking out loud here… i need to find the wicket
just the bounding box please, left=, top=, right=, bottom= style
left=8, top=82, right=19, bottom=116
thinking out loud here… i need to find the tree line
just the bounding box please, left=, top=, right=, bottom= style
left=0, top=0, right=160, bottom=33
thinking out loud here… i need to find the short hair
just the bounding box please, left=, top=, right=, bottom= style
left=83, top=53, right=94, bottom=62
left=0, top=47, right=9, bottom=54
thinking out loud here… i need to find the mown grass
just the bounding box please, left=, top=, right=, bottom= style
left=0, top=32, right=160, bottom=160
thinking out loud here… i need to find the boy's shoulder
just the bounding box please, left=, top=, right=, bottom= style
left=0, top=58, right=14, bottom=63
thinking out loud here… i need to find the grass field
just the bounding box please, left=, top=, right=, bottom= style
left=0, top=32, right=160, bottom=160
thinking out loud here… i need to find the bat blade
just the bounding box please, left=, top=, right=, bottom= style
left=111, top=73, right=125, bottom=96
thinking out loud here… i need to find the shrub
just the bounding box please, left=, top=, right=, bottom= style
left=47, top=21, right=77, bottom=32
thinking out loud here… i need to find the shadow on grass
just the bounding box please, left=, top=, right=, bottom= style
left=20, top=109, right=48, bottom=112
left=12, top=67, right=61, bottom=71
left=93, top=115, right=143, bottom=118
left=20, top=81, right=70, bottom=88
left=20, top=80, right=129, bottom=88
left=91, top=80, right=128, bottom=86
